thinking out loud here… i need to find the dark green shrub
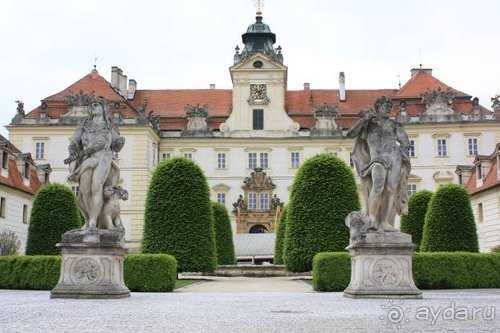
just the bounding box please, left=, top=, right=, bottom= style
left=124, top=254, right=177, bottom=292
left=312, top=252, right=350, bottom=291
left=420, top=184, right=479, bottom=252
left=26, top=183, right=82, bottom=255
left=211, top=202, right=236, bottom=265
left=400, top=190, right=433, bottom=251
left=285, top=154, right=360, bottom=272
left=0, top=254, right=178, bottom=291
left=0, top=255, right=60, bottom=289
left=142, top=158, right=217, bottom=273
left=273, top=205, right=288, bottom=265
left=312, top=252, right=500, bottom=291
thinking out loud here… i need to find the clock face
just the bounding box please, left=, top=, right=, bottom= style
left=253, top=61, right=263, bottom=68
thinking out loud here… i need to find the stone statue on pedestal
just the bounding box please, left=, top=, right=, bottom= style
left=346, top=97, right=410, bottom=233
left=51, top=97, right=130, bottom=299
left=343, top=96, right=421, bottom=299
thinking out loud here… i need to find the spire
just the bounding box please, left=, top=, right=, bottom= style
left=234, top=1, right=283, bottom=64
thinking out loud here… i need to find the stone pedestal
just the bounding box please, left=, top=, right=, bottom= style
left=343, top=231, right=422, bottom=299
left=51, top=229, right=130, bottom=299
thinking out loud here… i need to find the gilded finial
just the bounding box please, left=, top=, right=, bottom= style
left=253, top=0, right=264, bottom=16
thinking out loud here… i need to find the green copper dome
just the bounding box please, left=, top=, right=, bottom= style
left=241, top=15, right=276, bottom=55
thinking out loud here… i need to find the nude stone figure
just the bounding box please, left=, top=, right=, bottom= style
left=346, top=96, right=411, bottom=232
left=64, top=98, right=125, bottom=230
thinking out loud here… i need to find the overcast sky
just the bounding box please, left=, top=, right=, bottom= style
left=1, top=0, right=499, bottom=137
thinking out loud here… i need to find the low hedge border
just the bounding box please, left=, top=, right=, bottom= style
left=313, top=252, right=500, bottom=291
left=0, top=254, right=177, bottom=292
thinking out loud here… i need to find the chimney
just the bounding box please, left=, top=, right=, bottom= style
left=339, top=72, right=346, bottom=102
left=119, top=73, right=127, bottom=97
left=111, top=66, right=120, bottom=89
left=210, top=84, right=216, bottom=90
left=304, top=82, right=310, bottom=90
left=410, top=68, right=433, bottom=77
left=128, top=79, right=137, bottom=99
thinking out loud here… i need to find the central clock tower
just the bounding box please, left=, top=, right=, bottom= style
left=220, top=12, right=299, bottom=137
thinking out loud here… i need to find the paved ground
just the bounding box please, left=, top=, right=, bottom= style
left=179, top=276, right=312, bottom=292
left=1, top=279, right=499, bottom=332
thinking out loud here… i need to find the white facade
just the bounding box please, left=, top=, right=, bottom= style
left=0, top=186, right=32, bottom=253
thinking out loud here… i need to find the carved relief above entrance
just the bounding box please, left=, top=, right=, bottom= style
left=232, top=167, right=284, bottom=233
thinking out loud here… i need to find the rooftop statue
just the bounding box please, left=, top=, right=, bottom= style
left=346, top=96, right=411, bottom=233
left=64, top=98, right=126, bottom=231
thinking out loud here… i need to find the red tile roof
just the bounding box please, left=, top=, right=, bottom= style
left=395, top=70, right=469, bottom=99
left=465, top=160, right=500, bottom=195
left=132, top=89, right=233, bottom=118
left=44, top=69, right=125, bottom=102
left=0, top=135, right=43, bottom=195
left=26, top=69, right=137, bottom=119
left=20, top=68, right=493, bottom=131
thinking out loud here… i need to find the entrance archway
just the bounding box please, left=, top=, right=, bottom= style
left=249, top=224, right=268, bottom=234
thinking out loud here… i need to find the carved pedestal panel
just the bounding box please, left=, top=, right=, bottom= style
left=343, top=232, right=422, bottom=299
left=51, top=229, right=130, bottom=299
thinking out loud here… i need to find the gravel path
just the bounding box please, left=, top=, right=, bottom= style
left=1, top=285, right=498, bottom=332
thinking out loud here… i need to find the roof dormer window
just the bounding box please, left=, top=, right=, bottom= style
left=24, top=162, right=30, bottom=179
left=476, top=163, right=483, bottom=181
left=1, top=151, right=8, bottom=169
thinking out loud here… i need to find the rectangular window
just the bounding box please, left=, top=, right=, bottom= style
left=71, top=185, right=79, bottom=196
left=248, top=192, right=257, bottom=210
left=0, top=197, right=6, bottom=218
left=162, top=153, right=171, bottom=160
left=407, top=184, right=417, bottom=197
left=113, top=151, right=119, bottom=159
left=24, top=162, right=30, bottom=179
left=217, top=193, right=226, bottom=204
left=349, top=153, right=354, bottom=168
left=478, top=203, right=483, bottom=223
left=184, top=153, right=193, bottom=160
left=35, top=142, right=45, bottom=159
left=44, top=172, right=49, bottom=184
left=260, top=152, right=268, bottom=169
left=437, top=139, right=447, bottom=157
left=2, top=151, right=8, bottom=169
left=409, top=140, right=416, bottom=158
left=291, top=152, right=300, bottom=169
left=248, top=152, right=257, bottom=169
left=260, top=192, right=269, bottom=210
left=253, top=109, right=264, bottom=130
left=217, top=153, right=226, bottom=169
left=468, top=138, right=478, bottom=156
left=23, top=204, right=28, bottom=224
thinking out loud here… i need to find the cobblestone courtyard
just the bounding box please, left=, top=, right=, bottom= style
left=1, top=278, right=498, bottom=332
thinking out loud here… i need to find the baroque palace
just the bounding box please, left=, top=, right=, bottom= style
left=6, top=11, right=500, bottom=251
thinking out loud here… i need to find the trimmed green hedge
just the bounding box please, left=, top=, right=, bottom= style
left=312, top=252, right=500, bottom=291
left=273, top=205, right=288, bottom=265
left=400, top=190, right=433, bottom=251
left=124, top=254, right=177, bottom=292
left=0, top=255, right=60, bottom=289
left=421, top=184, right=479, bottom=252
left=285, top=154, right=360, bottom=272
left=211, top=202, right=236, bottom=265
left=26, top=183, right=82, bottom=255
left=142, top=158, right=217, bottom=273
left=0, top=254, right=177, bottom=292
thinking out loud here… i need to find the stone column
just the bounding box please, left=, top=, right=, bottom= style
left=51, top=229, right=130, bottom=299
left=343, top=232, right=422, bottom=299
